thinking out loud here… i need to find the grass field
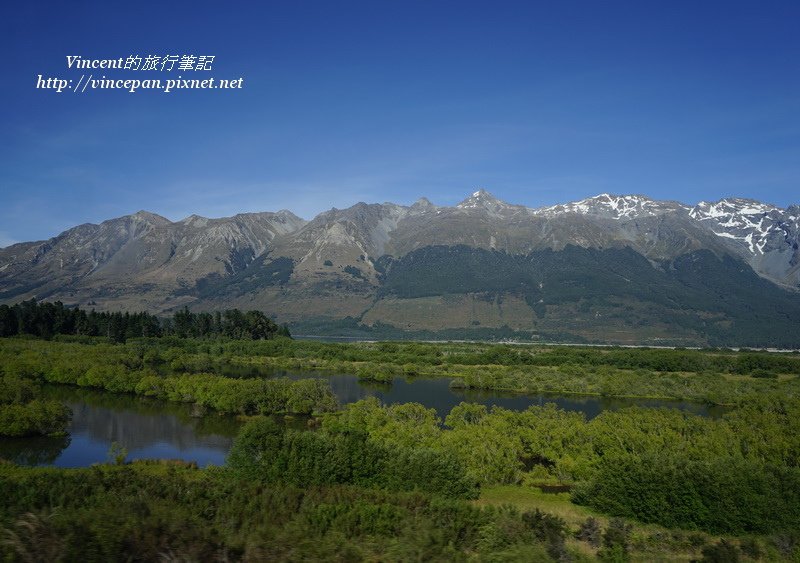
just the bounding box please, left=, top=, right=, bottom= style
left=475, top=485, right=774, bottom=562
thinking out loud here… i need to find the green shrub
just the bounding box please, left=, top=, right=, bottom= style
left=227, top=417, right=478, bottom=498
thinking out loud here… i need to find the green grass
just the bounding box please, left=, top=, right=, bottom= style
left=476, top=485, right=602, bottom=528
left=475, top=485, right=773, bottom=562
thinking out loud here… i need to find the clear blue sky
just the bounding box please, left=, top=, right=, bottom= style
left=2, top=0, right=799, bottom=246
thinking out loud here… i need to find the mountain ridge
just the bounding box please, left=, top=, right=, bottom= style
left=2, top=190, right=799, bottom=346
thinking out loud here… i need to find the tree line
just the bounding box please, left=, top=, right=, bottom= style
left=0, top=300, right=290, bottom=342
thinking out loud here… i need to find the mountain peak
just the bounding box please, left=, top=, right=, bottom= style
left=179, top=214, right=209, bottom=227
left=457, top=189, right=506, bottom=209
left=410, top=197, right=436, bottom=213
left=130, top=210, right=170, bottom=225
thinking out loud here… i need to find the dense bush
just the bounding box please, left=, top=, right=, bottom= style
left=228, top=417, right=478, bottom=498
left=701, top=539, right=740, bottom=562
left=322, top=399, right=800, bottom=534
left=0, top=463, right=559, bottom=561
left=572, top=453, right=800, bottom=533
left=0, top=400, right=71, bottom=437
left=0, top=340, right=337, bottom=415
left=0, top=374, right=71, bottom=437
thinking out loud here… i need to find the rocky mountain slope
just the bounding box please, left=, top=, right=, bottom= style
left=1, top=190, right=798, bottom=346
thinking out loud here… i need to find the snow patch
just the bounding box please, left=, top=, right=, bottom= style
left=691, top=198, right=790, bottom=255
left=533, top=193, right=679, bottom=220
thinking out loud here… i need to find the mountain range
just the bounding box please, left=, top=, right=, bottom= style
left=1, top=190, right=799, bottom=346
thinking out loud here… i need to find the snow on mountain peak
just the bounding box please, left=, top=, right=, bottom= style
left=689, top=198, right=777, bottom=220
left=689, top=198, right=790, bottom=255
left=534, top=193, right=685, bottom=220
left=457, top=189, right=501, bottom=208
left=455, top=189, right=522, bottom=214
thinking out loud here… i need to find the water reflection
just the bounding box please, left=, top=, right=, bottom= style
left=0, top=386, right=240, bottom=468
left=0, top=372, right=723, bottom=469
left=274, top=372, right=725, bottom=420
left=0, top=435, right=71, bottom=465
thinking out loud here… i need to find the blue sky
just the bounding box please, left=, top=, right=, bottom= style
left=2, top=0, right=799, bottom=246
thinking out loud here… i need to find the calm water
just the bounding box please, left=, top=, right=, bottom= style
left=0, top=373, right=723, bottom=468
left=0, top=386, right=241, bottom=468
left=279, top=372, right=725, bottom=420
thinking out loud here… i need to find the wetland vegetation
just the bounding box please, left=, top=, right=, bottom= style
left=1, top=317, right=799, bottom=560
